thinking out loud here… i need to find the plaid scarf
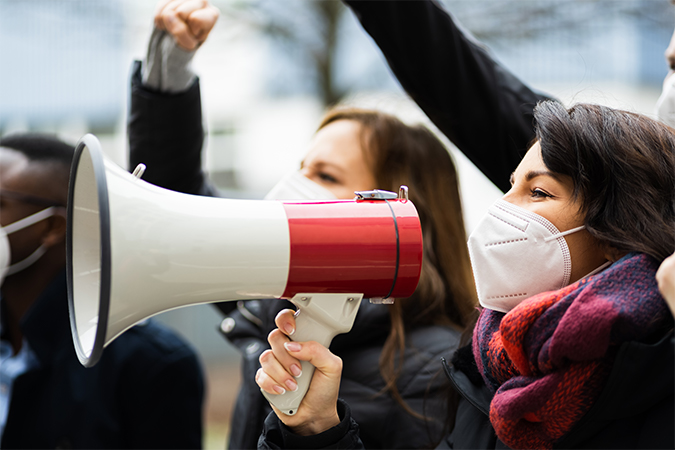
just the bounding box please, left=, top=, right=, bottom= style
left=473, top=253, right=673, bottom=449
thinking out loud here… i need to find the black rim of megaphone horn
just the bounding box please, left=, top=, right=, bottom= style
left=66, top=133, right=112, bottom=368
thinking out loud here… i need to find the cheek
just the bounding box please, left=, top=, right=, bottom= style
left=564, top=231, right=605, bottom=278
left=5, top=227, right=43, bottom=263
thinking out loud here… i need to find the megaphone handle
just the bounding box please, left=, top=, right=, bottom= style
left=261, top=293, right=363, bottom=416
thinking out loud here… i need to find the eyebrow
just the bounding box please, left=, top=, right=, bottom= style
left=510, top=169, right=562, bottom=185
left=305, top=160, right=347, bottom=175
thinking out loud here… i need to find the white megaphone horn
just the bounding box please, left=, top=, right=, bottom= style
left=67, top=134, right=422, bottom=415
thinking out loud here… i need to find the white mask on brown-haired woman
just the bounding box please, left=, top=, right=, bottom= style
left=656, top=72, right=675, bottom=129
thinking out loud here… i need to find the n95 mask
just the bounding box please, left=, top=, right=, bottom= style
left=0, top=207, right=58, bottom=286
left=467, top=199, right=585, bottom=313
left=656, top=73, right=675, bottom=129
left=265, top=171, right=337, bottom=201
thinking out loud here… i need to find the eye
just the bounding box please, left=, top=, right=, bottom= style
left=530, top=188, right=552, bottom=199
left=318, top=172, right=338, bottom=184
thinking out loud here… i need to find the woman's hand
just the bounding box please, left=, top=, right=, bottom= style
left=656, top=252, right=675, bottom=317
left=256, top=309, right=343, bottom=436
left=154, top=0, right=220, bottom=51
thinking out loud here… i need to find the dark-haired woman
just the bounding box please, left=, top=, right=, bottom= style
left=256, top=102, right=675, bottom=449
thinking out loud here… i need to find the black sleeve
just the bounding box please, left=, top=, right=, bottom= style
left=128, top=60, right=216, bottom=196
left=344, top=0, right=557, bottom=192
left=257, top=399, right=364, bottom=449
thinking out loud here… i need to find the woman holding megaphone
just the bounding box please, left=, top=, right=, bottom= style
left=256, top=102, right=675, bottom=449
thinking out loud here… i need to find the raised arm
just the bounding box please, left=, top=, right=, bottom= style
left=344, top=0, right=556, bottom=192
left=128, top=0, right=219, bottom=196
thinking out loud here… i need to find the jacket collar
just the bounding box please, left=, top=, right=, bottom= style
left=444, top=344, right=493, bottom=416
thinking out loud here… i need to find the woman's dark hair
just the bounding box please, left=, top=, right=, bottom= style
left=317, top=108, right=477, bottom=426
left=534, top=101, right=675, bottom=262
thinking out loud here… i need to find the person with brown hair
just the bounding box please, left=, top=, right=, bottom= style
left=257, top=101, right=675, bottom=449
left=127, top=1, right=502, bottom=447
left=240, top=106, right=478, bottom=449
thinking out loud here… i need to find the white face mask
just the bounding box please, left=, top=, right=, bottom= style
left=0, top=207, right=58, bottom=286
left=656, top=73, right=675, bottom=129
left=264, top=171, right=338, bottom=200
left=467, top=199, right=594, bottom=313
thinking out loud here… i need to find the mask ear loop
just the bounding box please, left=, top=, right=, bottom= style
left=3, top=207, right=66, bottom=276
left=3, top=207, right=59, bottom=234
left=543, top=224, right=586, bottom=243
left=6, top=245, right=48, bottom=275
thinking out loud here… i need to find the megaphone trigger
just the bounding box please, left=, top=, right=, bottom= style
left=261, top=293, right=363, bottom=416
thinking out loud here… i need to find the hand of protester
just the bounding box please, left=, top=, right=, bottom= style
left=656, top=252, right=675, bottom=317
left=256, top=309, right=342, bottom=436
left=154, top=0, right=220, bottom=51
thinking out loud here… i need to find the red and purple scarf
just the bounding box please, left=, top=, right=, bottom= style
left=473, top=253, right=673, bottom=449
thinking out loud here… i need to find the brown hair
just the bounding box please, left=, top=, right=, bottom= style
left=535, top=101, right=675, bottom=262
left=317, top=108, right=477, bottom=419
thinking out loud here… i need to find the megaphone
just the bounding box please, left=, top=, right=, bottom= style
left=67, top=134, right=422, bottom=415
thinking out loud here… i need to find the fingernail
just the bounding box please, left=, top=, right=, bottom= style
left=285, top=379, right=298, bottom=392
left=273, top=385, right=286, bottom=395
left=284, top=342, right=301, bottom=352
left=165, top=14, right=175, bottom=24
left=284, top=323, right=295, bottom=336
left=290, top=364, right=302, bottom=377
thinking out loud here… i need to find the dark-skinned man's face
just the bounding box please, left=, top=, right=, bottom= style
left=0, top=148, right=66, bottom=265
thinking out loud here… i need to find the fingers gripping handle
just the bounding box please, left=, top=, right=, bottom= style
left=262, top=293, right=363, bottom=416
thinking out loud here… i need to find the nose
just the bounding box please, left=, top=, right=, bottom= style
left=501, top=187, right=516, bottom=204
left=665, top=29, right=675, bottom=71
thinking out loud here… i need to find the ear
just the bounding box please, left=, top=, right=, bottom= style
left=40, top=210, right=67, bottom=247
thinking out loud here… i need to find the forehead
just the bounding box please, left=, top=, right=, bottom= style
left=514, top=142, right=546, bottom=175
left=0, top=147, right=64, bottom=201
left=0, top=148, right=31, bottom=186
left=305, top=120, right=365, bottom=165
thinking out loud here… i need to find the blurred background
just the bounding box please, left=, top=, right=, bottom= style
left=1, top=0, right=672, bottom=447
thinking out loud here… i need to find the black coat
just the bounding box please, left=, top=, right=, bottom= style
left=0, top=272, right=204, bottom=449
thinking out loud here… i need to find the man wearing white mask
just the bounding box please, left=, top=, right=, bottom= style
left=0, top=134, right=205, bottom=448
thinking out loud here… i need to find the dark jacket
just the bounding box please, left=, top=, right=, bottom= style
left=1, top=271, right=205, bottom=449
left=258, top=332, right=675, bottom=449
